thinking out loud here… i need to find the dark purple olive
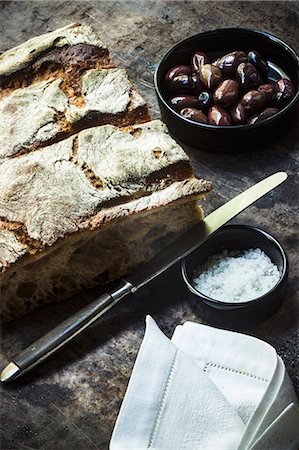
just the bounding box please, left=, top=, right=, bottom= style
left=199, top=64, right=223, bottom=89
left=208, top=106, right=232, bottom=126
left=169, top=95, right=199, bottom=111
left=275, top=78, right=296, bottom=109
left=197, top=91, right=213, bottom=110
left=248, top=107, right=279, bottom=125
left=258, top=84, right=276, bottom=104
left=213, top=79, right=239, bottom=108
left=168, top=74, right=195, bottom=94
left=247, top=50, right=268, bottom=80
left=215, top=51, right=247, bottom=76
left=165, top=65, right=192, bottom=82
left=230, top=103, right=247, bottom=125
left=180, top=107, right=208, bottom=124
left=211, top=57, right=221, bottom=67
left=191, top=72, right=205, bottom=94
left=237, top=62, right=262, bottom=91
left=241, top=90, right=266, bottom=115
left=192, top=51, right=208, bottom=72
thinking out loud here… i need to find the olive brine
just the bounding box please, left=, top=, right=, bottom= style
left=165, top=50, right=295, bottom=126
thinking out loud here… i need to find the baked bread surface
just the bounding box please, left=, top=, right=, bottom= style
left=0, top=24, right=211, bottom=321
left=0, top=23, right=149, bottom=160
left=0, top=23, right=107, bottom=76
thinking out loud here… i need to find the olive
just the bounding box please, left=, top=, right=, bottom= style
left=180, top=107, right=208, bottom=124
left=275, top=78, right=296, bottom=109
left=215, top=51, right=247, bottom=76
left=213, top=79, right=239, bottom=108
left=199, top=64, right=223, bottom=89
left=165, top=50, right=296, bottom=128
left=165, top=65, right=192, bottom=82
left=192, top=51, right=208, bottom=72
left=230, top=103, right=247, bottom=125
left=168, top=74, right=195, bottom=94
left=241, top=90, right=266, bottom=115
left=248, top=107, right=279, bottom=125
left=247, top=50, right=268, bottom=80
left=237, top=62, right=262, bottom=91
left=258, top=84, right=276, bottom=104
left=169, top=95, right=199, bottom=111
left=211, top=57, right=221, bottom=67
left=191, top=72, right=205, bottom=94
left=197, top=91, right=213, bottom=110
left=208, top=106, right=232, bottom=126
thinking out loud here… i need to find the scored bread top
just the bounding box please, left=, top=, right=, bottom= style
left=0, top=120, right=211, bottom=273
left=0, top=69, right=146, bottom=160
left=0, top=24, right=212, bottom=277
left=0, top=23, right=107, bottom=78
left=0, top=23, right=149, bottom=161
left=0, top=230, right=27, bottom=271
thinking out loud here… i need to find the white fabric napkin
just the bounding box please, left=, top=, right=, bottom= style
left=110, top=316, right=299, bottom=450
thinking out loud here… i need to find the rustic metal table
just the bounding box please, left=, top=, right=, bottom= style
left=0, top=1, right=298, bottom=449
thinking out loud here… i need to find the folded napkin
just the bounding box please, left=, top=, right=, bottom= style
left=110, top=317, right=299, bottom=450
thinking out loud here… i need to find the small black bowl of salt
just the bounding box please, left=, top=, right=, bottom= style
left=181, top=225, right=288, bottom=329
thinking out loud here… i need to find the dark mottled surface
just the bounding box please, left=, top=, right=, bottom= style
left=0, top=1, right=298, bottom=449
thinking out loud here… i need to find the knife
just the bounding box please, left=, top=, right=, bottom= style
left=0, top=172, right=287, bottom=383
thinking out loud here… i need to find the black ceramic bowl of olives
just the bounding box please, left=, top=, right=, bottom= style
left=154, top=28, right=299, bottom=152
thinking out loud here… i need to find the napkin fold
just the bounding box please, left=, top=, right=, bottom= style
left=110, top=317, right=299, bottom=450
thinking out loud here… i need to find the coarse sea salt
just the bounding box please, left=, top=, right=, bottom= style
left=192, top=248, right=280, bottom=303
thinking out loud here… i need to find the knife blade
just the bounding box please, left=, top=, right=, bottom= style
left=128, top=171, right=287, bottom=289
left=0, top=172, right=287, bottom=383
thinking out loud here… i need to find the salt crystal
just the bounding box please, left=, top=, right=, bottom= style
left=192, top=248, right=280, bottom=303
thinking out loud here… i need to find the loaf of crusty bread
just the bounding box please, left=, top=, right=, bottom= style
left=0, top=23, right=149, bottom=160
left=0, top=24, right=212, bottom=322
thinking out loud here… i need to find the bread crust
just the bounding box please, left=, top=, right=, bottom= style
left=0, top=24, right=212, bottom=321
left=0, top=120, right=211, bottom=271
left=0, top=23, right=107, bottom=79
left=0, top=23, right=150, bottom=161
